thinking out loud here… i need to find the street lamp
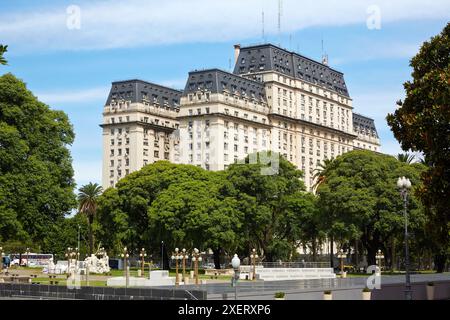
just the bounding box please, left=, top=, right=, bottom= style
left=65, top=247, right=73, bottom=273
left=337, top=249, right=347, bottom=278
left=397, top=176, right=412, bottom=300
left=376, top=250, right=385, bottom=274
left=25, top=247, right=30, bottom=268
left=121, top=247, right=130, bottom=287
left=181, top=249, right=189, bottom=283
left=231, top=254, right=241, bottom=300
left=171, top=248, right=182, bottom=286
left=140, top=248, right=147, bottom=277
left=192, top=248, right=203, bottom=285
left=250, top=249, right=259, bottom=281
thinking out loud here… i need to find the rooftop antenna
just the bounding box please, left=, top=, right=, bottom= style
left=262, top=9, right=266, bottom=43
left=229, top=58, right=232, bottom=71
left=278, top=0, right=283, bottom=46
left=321, top=38, right=329, bottom=65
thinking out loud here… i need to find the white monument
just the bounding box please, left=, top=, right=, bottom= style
left=107, top=270, right=176, bottom=287
left=84, top=248, right=110, bottom=274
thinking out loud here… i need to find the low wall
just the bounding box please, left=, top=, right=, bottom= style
left=0, top=283, right=207, bottom=300
left=256, top=268, right=336, bottom=281
left=210, top=279, right=450, bottom=300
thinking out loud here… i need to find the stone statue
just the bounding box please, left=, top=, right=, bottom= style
left=83, top=248, right=110, bottom=274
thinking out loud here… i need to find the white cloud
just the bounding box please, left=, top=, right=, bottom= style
left=1, top=0, right=449, bottom=52
left=35, top=86, right=110, bottom=105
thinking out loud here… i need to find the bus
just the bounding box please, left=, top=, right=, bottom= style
left=9, top=253, right=54, bottom=267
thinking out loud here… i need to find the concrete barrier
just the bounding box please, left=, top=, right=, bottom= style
left=255, top=268, right=336, bottom=281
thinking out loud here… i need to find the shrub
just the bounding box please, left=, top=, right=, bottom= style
left=362, top=287, right=371, bottom=292
left=427, top=282, right=435, bottom=286
left=274, top=292, right=285, bottom=298
left=324, top=290, right=332, bottom=295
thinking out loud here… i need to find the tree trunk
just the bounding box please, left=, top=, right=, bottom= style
left=329, top=236, right=334, bottom=268
left=355, top=239, right=359, bottom=268
left=88, top=216, right=94, bottom=256
left=366, top=245, right=376, bottom=267
left=213, top=247, right=221, bottom=269
left=391, top=237, right=396, bottom=271
left=312, top=239, right=317, bottom=262
left=434, top=254, right=447, bottom=273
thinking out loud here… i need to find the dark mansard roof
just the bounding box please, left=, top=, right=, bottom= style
left=183, top=68, right=267, bottom=104
left=353, top=113, right=379, bottom=138
left=233, top=44, right=350, bottom=97
left=105, top=79, right=183, bottom=109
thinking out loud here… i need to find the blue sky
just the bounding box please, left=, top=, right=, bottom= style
left=1, top=0, right=449, bottom=189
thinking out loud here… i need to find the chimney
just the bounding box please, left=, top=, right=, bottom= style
left=234, top=44, right=241, bottom=65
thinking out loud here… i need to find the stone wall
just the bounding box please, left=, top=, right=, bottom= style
left=0, top=283, right=207, bottom=300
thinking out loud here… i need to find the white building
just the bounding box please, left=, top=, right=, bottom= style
left=101, top=44, right=380, bottom=190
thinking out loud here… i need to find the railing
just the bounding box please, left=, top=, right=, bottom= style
left=257, top=261, right=331, bottom=269
left=184, top=290, right=199, bottom=301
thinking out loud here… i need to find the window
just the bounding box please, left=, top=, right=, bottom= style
left=110, top=160, right=114, bottom=167
left=154, top=150, right=159, bottom=158
left=110, top=139, right=114, bottom=146
left=234, top=144, right=238, bottom=152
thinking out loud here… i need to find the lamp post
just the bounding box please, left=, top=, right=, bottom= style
left=397, top=176, right=412, bottom=300
left=192, top=248, right=203, bottom=285
left=121, top=247, right=129, bottom=287
left=231, top=254, right=241, bottom=300
left=25, top=247, right=30, bottom=268
left=250, top=249, right=259, bottom=281
left=140, top=248, right=147, bottom=277
left=161, top=241, right=164, bottom=270
left=376, top=250, right=385, bottom=274
left=181, top=249, right=189, bottom=282
left=337, top=249, right=347, bottom=278
left=171, top=248, right=182, bottom=286
left=65, top=247, right=73, bottom=274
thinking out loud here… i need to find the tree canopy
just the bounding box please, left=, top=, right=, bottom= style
left=0, top=73, right=76, bottom=246
left=0, top=45, right=7, bottom=65
left=386, top=22, right=450, bottom=271
left=317, top=150, right=427, bottom=266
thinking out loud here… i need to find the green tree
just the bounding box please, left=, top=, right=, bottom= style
left=78, top=183, right=103, bottom=255
left=312, top=158, right=337, bottom=266
left=0, top=45, right=7, bottom=65
left=386, top=23, right=450, bottom=272
left=317, top=150, right=427, bottom=267
left=223, top=152, right=306, bottom=261
left=149, top=175, right=243, bottom=269
left=41, top=214, right=89, bottom=260
left=96, top=161, right=214, bottom=267
left=397, top=153, right=415, bottom=164
left=312, top=158, right=335, bottom=191
left=0, top=73, right=76, bottom=245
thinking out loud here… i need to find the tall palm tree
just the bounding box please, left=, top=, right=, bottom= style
left=0, top=44, right=7, bottom=65
left=396, top=153, right=415, bottom=164
left=78, top=183, right=103, bottom=255
left=312, top=158, right=335, bottom=192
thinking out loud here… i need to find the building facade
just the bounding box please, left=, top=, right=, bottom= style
left=101, top=44, right=380, bottom=190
